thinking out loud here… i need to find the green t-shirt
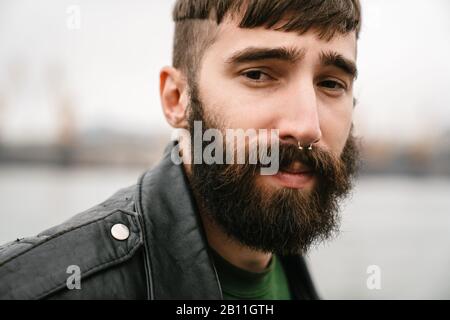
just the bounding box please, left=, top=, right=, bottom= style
left=210, top=249, right=293, bottom=300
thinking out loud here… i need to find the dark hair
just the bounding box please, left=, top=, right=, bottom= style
left=172, top=0, right=361, bottom=78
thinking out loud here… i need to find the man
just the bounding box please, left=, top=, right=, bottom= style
left=0, top=0, right=361, bottom=300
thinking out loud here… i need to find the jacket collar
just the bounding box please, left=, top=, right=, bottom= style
left=136, top=142, right=223, bottom=299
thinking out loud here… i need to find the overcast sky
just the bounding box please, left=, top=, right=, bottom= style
left=0, top=0, right=449, bottom=144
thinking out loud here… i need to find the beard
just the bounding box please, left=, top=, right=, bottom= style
left=186, top=84, right=360, bottom=256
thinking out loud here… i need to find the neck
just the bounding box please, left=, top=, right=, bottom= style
left=200, top=211, right=273, bottom=273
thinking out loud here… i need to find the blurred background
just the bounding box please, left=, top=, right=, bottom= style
left=0, top=0, right=449, bottom=299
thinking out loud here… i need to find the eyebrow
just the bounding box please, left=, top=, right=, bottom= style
left=320, top=50, right=358, bottom=80
left=225, top=46, right=306, bottom=65
left=225, top=46, right=358, bottom=80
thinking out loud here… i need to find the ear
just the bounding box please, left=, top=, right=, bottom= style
left=159, top=66, right=189, bottom=129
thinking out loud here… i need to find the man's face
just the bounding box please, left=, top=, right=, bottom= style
left=197, top=19, right=357, bottom=170
left=185, top=18, right=359, bottom=255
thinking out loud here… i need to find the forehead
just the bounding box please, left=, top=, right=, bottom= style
left=206, top=19, right=357, bottom=64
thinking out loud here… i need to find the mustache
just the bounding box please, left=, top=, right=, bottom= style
left=248, top=142, right=343, bottom=178
left=277, top=143, right=341, bottom=176
left=218, top=140, right=350, bottom=188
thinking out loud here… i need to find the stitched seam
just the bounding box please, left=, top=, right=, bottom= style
left=137, top=170, right=155, bottom=300
left=1, top=209, right=137, bottom=266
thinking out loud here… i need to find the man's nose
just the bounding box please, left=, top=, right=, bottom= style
left=277, top=82, right=322, bottom=148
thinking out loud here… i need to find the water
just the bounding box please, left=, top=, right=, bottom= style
left=0, top=165, right=449, bottom=299
left=307, top=176, right=450, bottom=299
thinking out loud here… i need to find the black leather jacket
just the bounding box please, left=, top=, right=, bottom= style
left=0, top=143, right=319, bottom=300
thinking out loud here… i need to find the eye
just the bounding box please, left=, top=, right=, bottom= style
left=318, top=79, right=346, bottom=90
left=242, top=70, right=273, bottom=82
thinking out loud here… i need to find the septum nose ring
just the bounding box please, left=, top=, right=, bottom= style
left=298, top=141, right=313, bottom=151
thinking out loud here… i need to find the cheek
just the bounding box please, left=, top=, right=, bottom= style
left=319, top=103, right=353, bottom=154
left=200, top=78, right=278, bottom=130
left=227, top=96, right=280, bottom=129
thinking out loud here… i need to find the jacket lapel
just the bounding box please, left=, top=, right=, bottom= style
left=136, top=143, right=222, bottom=299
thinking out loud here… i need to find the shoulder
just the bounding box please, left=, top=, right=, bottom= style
left=0, top=185, right=146, bottom=300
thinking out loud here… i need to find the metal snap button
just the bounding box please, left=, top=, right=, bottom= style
left=111, top=223, right=130, bottom=241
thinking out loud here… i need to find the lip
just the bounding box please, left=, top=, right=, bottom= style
left=267, top=170, right=315, bottom=189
